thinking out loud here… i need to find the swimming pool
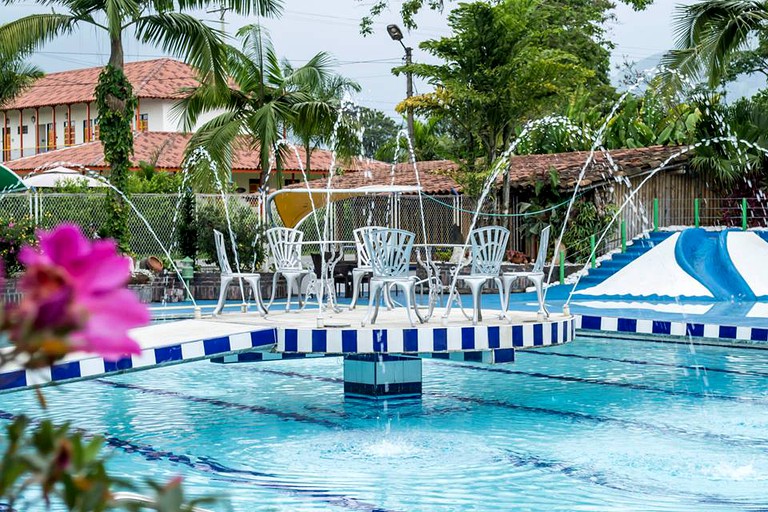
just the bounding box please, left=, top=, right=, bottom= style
left=3, top=335, right=768, bottom=511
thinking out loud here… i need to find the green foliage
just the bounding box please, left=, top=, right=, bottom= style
left=176, top=189, right=197, bottom=259
left=0, top=54, right=43, bottom=106
left=95, top=65, right=137, bottom=252
left=398, top=0, right=609, bottom=173
left=0, top=415, right=216, bottom=511
left=518, top=169, right=614, bottom=263
left=359, top=107, right=400, bottom=159
left=125, top=166, right=183, bottom=194
left=0, top=215, right=36, bottom=274
left=180, top=25, right=356, bottom=186
left=196, top=201, right=265, bottom=272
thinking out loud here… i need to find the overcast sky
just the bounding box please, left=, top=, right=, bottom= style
left=2, top=0, right=694, bottom=117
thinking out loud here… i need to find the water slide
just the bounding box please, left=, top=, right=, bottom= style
left=674, top=229, right=754, bottom=301
left=576, top=228, right=768, bottom=300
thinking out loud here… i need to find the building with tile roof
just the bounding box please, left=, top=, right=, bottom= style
left=0, top=59, right=218, bottom=162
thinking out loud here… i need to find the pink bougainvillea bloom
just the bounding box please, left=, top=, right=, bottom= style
left=18, top=223, right=149, bottom=360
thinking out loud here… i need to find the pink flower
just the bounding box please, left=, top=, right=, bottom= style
left=17, top=224, right=149, bottom=360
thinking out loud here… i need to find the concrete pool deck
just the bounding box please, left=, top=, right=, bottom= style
left=0, top=307, right=575, bottom=393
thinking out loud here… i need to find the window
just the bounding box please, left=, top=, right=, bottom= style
left=64, top=121, right=75, bottom=146
left=138, top=113, right=148, bottom=132
left=16, top=125, right=28, bottom=135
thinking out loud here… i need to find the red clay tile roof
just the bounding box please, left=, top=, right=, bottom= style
left=2, top=132, right=389, bottom=174
left=501, top=145, right=690, bottom=189
left=0, top=59, right=200, bottom=110
left=285, top=161, right=460, bottom=195
left=294, top=145, right=689, bottom=194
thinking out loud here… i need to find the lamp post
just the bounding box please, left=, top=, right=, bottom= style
left=387, top=24, right=415, bottom=146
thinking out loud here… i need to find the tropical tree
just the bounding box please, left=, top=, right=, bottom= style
left=0, top=0, right=281, bottom=250
left=0, top=54, right=42, bottom=106
left=180, top=24, right=352, bottom=187
left=374, top=117, right=451, bottom=162
left=357, top=107, right=400, bottom=158
left=662, top=0, right=768, bottom=87
left=290, top=72, right=361, bottom=172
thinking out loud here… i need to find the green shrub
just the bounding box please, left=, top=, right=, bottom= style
left=0, top=215, right=36, bottom=274
left=196, top=200, right=265, bottom=272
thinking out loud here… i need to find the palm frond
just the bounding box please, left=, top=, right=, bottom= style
left=0, top=14, right=79, bottom=56
left=134, top=12, right=228, bottom=87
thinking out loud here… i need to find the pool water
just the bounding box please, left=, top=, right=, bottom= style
left=3, top=336, right=768, bottom=511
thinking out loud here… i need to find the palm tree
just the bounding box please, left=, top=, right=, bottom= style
left=291, top=74, right=361, bottom=172
left=0, top=0, right=280, bottom=248
left=662, top=0, right=768, bottom=87
left=0, top=54, right=43, bottom=106
left=180, top=24, right=351, bottom=186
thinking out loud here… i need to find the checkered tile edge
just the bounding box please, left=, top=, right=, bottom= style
left=576, top=315, right=768, bottom=343
left=278, top=317, right=575, bottom=354
left=0, top=328, right=278, bottom=392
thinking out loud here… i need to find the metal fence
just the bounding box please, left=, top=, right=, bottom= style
left=3, top=190, right=768, bottom=262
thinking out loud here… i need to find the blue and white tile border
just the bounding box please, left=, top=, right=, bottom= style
left=0, top=327, right=278, bottom=392
left=576, top=314, right=768, bottom=344
left=277, top=316, right=575, bottom=354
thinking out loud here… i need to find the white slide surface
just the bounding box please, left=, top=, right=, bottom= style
left=578, top=233, right=713, bottom=298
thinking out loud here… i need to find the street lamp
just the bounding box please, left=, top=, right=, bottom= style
left=387, top=24, right=415, bottom=146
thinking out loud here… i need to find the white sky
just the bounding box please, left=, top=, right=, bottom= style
left=1, top=0, right=695, bottom=117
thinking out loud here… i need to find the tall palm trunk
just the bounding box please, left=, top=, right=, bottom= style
left=97, top=31, right=137, bottom=251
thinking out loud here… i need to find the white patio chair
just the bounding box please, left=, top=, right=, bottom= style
left=349, top=227, right=393, bottom=310
left=212, top=229, right=266, bottom=316
left=444, top=226, right=509, bottom=325
left=501, top=225, right=550, bottom=318
left=361, top=227, right=425, bottom=328
left=266, top=227, right=310, bottom=312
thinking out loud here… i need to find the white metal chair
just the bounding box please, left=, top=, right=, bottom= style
left=266, top=227, right=310, bottom=312
left=444, top=226, right=509, bottom=325
left=213, top=229, right=266, bottom=316
left=349, top=227, right=393, bottom=310
left=501, top=225, right=550, bottom=318
left=361, top=227, right=425, bottom=327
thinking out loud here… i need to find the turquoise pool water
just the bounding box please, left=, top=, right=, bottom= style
left=3, top=336, right=768, bottom=511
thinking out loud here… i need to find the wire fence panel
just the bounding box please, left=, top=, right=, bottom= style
left=0, top=193, right=33, bottom=222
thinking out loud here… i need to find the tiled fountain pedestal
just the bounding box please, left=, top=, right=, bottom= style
left=343, top=354, right=422, bottom=399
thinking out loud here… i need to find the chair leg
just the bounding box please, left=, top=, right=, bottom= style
left=466, top=279, right=485, bottom=325
left=246, top=277, right=267, bottom=315
left=383, top=283, right=394, bottom=310
left=285, top=274, right=296, bottom=312
left=530, top=275, right=548, bottom=318
left=267, top=272, right=279, bottom=310
left=401, top=282, right=416, bottom=327
left=297, top=273, right=307, bottom=309
left=500, top=275, right=515, bottom=317
left=350, top=269, right=363, bottom=309
left=495, top=277, right=509, bottom=320
left=362, top=280, right=383, bottom=327
left=213, top=276, right=233, bottom=316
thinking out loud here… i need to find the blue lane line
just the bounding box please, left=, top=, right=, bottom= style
left=439, top=362, right=768, bottom=404
left=521, top=349, right=768, bottom=378
left=0, top=409, right=398, bottom=512
left=94, top=380, right=342, bottom=428
left=250, top=368, right=768, bottom=450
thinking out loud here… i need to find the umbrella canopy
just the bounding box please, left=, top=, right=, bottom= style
left=0, top=163, right=28, bottom=193
left=270, top=185, right=422, bottom=228
left=22, top=166, right=107, bottom=188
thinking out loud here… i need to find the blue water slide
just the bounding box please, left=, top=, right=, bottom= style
left=674, top=228, right=755, bottom=301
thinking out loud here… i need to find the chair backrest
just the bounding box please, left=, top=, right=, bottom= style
left=469, top=226, right=510, bottom=276
left=532, top=225, right=551, bottom=273
left=354, top=226, right=382, bottom=268
left=361, top=227, right=415, bottom=279
left=267, top=227, right=304, bottom=271
left=213, top=229, right=233, bottom=275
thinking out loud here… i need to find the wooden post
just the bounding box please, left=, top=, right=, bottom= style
left=51, top=106, right=56, bottom=150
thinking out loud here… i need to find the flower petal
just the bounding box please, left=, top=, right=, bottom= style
left=38, top=224, right=90, bottom=267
